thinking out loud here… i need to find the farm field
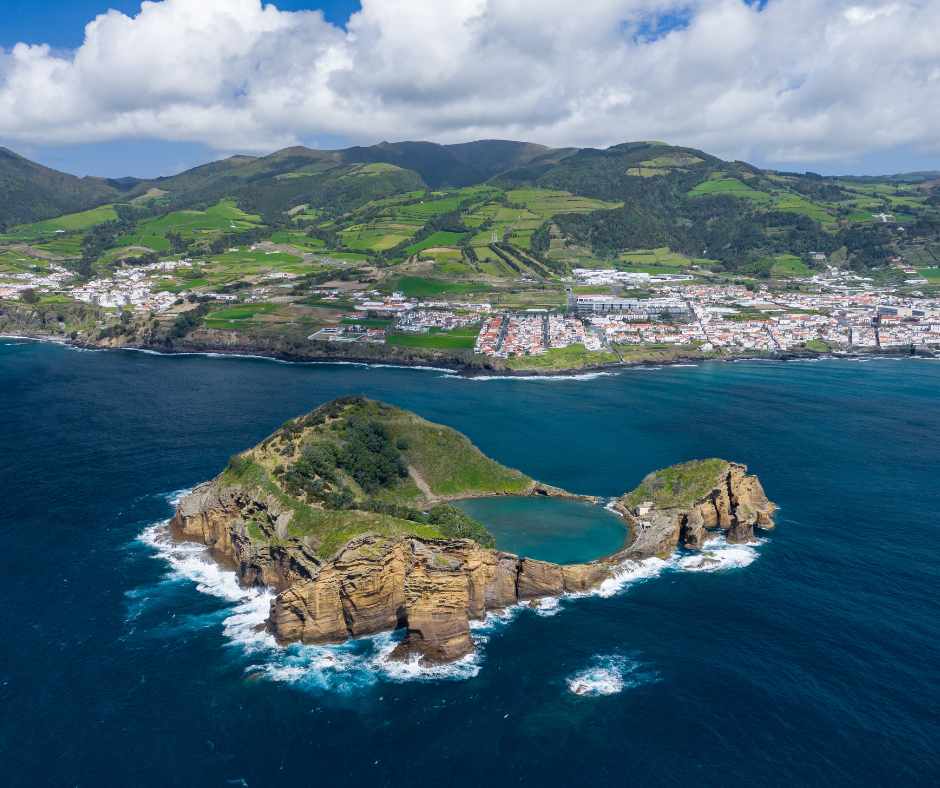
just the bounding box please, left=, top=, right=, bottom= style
left=689, top=179, right=770, bottom=203
left=25, top=205, right=120, bottom=233
left=393, top=276, right=491, bottom=297
left=773, top=255, right=814, bottom=275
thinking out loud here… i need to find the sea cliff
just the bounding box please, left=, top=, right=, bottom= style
left=169, top=398, right=775, bottom=665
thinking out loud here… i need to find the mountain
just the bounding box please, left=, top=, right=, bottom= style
left=4, top=138, right=932, bottom=271
left=0, top=139, right=590, bottom=228
left=0, top=147, right=123, bottom=230
left=443, top=140, right=579, bottom=181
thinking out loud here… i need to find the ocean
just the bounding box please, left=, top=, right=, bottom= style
left=1, top=340, right=938, bottom=786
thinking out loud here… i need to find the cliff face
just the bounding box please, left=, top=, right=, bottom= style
left=611, top=462, right=775, bottom=560
left=169, top=449, right=774, bottom=666
left=170, top=481, right=617, bottom=666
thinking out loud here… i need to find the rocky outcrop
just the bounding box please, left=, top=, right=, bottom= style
left=170, top=460, right=774, bottom=667
left=170, top=484, right=620, bottom=667
left=611, top=462, right=776, bottom=561
left=530, top=482, right=597, bottom=503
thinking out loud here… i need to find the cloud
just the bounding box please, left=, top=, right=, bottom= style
left=1, top=0, right=939, bottom=166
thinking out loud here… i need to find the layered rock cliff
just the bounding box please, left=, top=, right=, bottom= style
left=170, top=480, right=614, bottom=666
left=168, top=400, right=775, bottom=667
left=610, top=460, right=776, bottom=560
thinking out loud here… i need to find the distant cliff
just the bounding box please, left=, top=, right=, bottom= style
left=169, top=398, right=775, bottom=665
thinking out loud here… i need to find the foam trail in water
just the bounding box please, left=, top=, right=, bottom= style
left=140, top=522, right=253, bottom=603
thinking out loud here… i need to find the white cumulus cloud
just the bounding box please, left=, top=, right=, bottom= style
left=0, top=0, right=939, bottom=166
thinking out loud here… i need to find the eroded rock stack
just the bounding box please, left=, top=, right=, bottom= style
left=610, top=462, right=775, bottom=559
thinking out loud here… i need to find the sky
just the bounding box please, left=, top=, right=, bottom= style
left=2, top=0, right=940, bottom=180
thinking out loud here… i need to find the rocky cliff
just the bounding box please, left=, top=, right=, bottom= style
left=170, top=479, right=614, bottom=666
left=610, top=460, right=776, bottom=560
left=168, top=401, right=775, bottom=667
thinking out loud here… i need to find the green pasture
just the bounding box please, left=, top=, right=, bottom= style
left=504, top=344, right=619, bottom=370
left=209, top=306, right=262, bottom=321
left=619, top=248, right=690, bottom=266
left=405, top=231, right=467, bottom=255
left=393, top=276, right=489, bottom=297
left=387, top=333, right=477, bottom=349
left=25, top=205, right=119, bottom=233
left=774, top=255, right=813, bottom=275
left=506, top=190, right=620, bottom=218
left=400, top=197, right=464, bottom=216
left=689, top=179, right=770, bottom=203
left=114, top=234, right=171, bottom=251
left=205, top=201, right=261, bottom=222
left=341, top=318, right=391, bottom=327
left=434, top=258, right=476, bottom=276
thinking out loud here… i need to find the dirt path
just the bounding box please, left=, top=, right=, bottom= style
left=408, top=465, right=436, bottom=501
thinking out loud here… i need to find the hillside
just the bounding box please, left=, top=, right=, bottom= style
left=3, top=136, right=939, bottom=333
left=223, top=395, right=531, bottom=558
left=0, top=147, right=124, bottom=230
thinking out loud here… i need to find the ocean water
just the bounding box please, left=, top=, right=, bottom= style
left=1, top=341, right=938, bottom=786
left=454, top=496, right=628, bottom=564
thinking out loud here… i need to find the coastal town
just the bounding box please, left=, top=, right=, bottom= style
left=4, top=253, right=940, bottom=356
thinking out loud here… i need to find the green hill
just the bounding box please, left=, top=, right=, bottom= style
left=2, top=138, right=934, bottom=274
left=0, top=147, right=123, bottom=230
left=222, top=396, right=531, bottom=557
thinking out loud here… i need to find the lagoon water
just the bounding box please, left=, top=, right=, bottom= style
left=2, top=340, right=939, bottom=786
left=454, top=496, right=628, bottom=564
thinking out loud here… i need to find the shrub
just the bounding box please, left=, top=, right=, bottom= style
left=427, top=504, right=496, bottom=548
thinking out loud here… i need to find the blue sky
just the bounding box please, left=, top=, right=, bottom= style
left=2, top=1, right=940, bottom=180
left=1, top=1, right=363, bottom=48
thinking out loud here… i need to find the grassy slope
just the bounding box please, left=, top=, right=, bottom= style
left=505, top=345, right=619, bottom=370
left=222, top=397, right=531, bottom=556
left=623, top=459, right=728, bottom=509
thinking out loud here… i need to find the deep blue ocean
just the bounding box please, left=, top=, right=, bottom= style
left=2, top=340, right=938, bottom=787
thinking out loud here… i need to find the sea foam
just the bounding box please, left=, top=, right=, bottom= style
left=566, top=654, right=658, bottom=696
left=139, top=506, right=767, bottom=688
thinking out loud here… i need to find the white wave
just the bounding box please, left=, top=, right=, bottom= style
left=676, top=533, right=766, bottom=572
left=593, top=556, right=673, bottom=598
left=523, top=596, right=563, bottom=616
left=140, top=521, right=484, bottom=688
left=138, top=502, right=768, bottom=690
left=567, top=654, right=653, bottom=696
left=604, top=500, right=624, bottom=517
left=469, top=604, right=523, bottom=631
left=453, top=371, right=619, bottom=382
left=140, top=522, right=252, bottom=603
left=116, top=346, right=457, bottom=372
left=163, top=487, right=195, bottom=506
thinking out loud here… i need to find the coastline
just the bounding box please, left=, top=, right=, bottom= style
left=4, top=329, right=936, bottom=377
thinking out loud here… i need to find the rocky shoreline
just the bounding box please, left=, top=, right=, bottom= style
left=169, top=461, right=775, bottom=666
left=5, top=328, right=936, bottom=378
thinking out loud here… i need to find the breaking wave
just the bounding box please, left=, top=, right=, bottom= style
left=451, top=371, right=620, bottom=382
left=566, top=654, right=658, bottom=696
left=138, top=510, right=767, bottom=690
